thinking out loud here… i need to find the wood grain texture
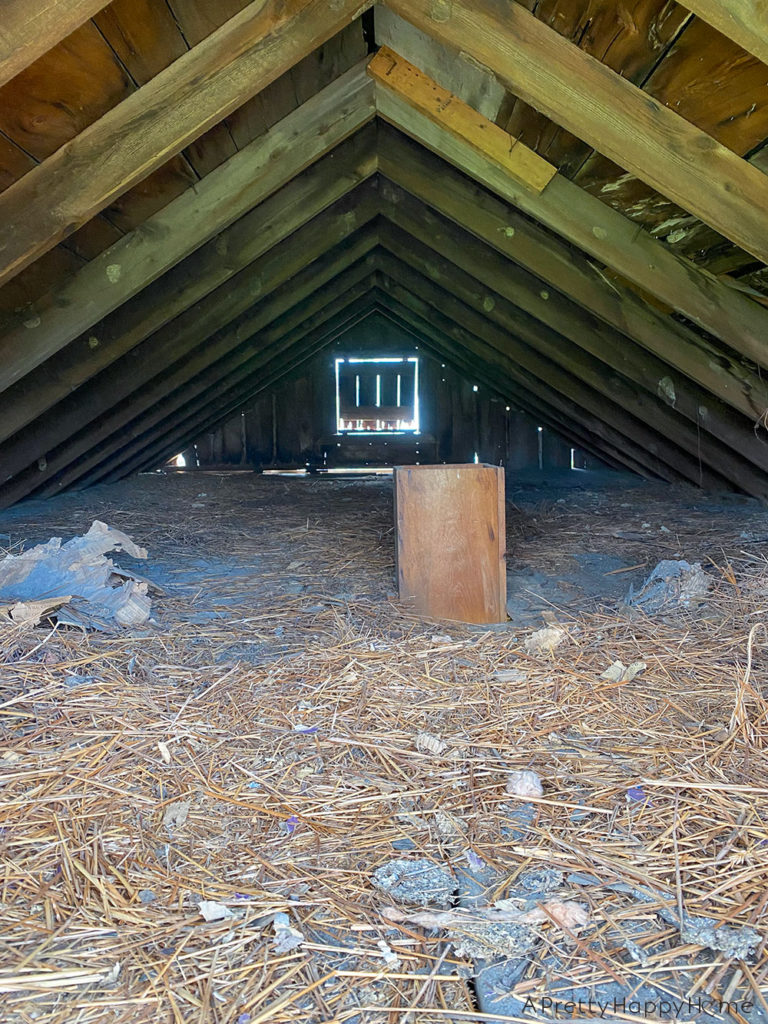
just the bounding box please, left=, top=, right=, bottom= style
left=1, top=229, right=379, bottom=500
left=374, top=94, right=768, bottom=368
left=384, top=0, right=768, bottom=265
left=678, top=0, right=768, bottom=66
left=0, top=66, right=375, bottom=394
left=368, top=47, right=555, bottom=192
left=574, top=17, right=768, bottom=238
left=94, top=0, right=189, bottom=85
left=504, top=0, right=689, bottom=177
left=377, top=272, right=729, bottom=490
left=377, top=128, right=768, bottom=423
left=395, top=464, right=507, bottom=625
left=0, top=0, right=113, bottom=89
left=0, top=0, right=374, bottom=287
left=0, top=21, right=134, bottom=161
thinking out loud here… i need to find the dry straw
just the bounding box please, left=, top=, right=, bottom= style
left=0, top=473, right=765, bottom=1021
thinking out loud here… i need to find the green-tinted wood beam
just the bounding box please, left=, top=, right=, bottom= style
left=0, top=63, right=375, bottom=389
left=374, top=80, right=768, bottom=369
left=0, top=187, right=380, bottom=495
left=383, top=0, right=768, bottom=265
left=0, top=127, right=377, bottom=444
left=0, top=0, right=374, bottom=286
left=377, top=126, right=768, bottom=422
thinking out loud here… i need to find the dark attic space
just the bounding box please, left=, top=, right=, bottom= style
left=1, top=3, right=768, bottom=1023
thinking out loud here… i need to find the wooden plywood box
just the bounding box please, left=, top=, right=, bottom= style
left=394, top=464, right=506, bottom=624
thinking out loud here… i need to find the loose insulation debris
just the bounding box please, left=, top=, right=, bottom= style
left=0, top=474, right=766, bottom=1022
left=0, top=520, right=155, bottom=629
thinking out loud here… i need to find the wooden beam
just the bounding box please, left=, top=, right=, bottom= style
left=374, top=264, right=733, bottom=491
left=373, top=58, right=768, bottom=367
left=383, top=1, right=768, bottom=265
left=86, top=293, right=381, bottom=488
left=0, top=0, right=112, bottom=89
left=371, top=287, right=679, bottom=483
left=371, top=299, right=652, bottom=478
left=0, top=217, right=380, bottom=498
left=378, top=126, right=768, bottom=423
left=0, top=63, right=375, bottom=387
left=129, top=292, right=630, bottom=482
left=0, top=128, right=377, bottom=442
left=376, top=242, right=768, bottom=497
left=0, top=0, right=373, bottom=286
left=377, top=194, right=768, bottom=479
left=35, top=273, right=379, bottom=497
left=367, top=47, right=554, bottom=192
left=678, top=2, right=768, bottom=67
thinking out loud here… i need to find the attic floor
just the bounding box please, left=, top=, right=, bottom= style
left=1, top=472, right=767, bottom=1022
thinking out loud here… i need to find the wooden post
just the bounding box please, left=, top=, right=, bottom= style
left=394, top=464, right=506, bottom=624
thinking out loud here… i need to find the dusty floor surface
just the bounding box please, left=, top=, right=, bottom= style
left=0, top=472, right=767, bottom=1023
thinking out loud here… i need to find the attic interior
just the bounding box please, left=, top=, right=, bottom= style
left=1, top=1, right=768, bottom=1021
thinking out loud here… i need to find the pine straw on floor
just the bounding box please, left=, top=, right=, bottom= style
left=0, top=474, right=766, bottom=1023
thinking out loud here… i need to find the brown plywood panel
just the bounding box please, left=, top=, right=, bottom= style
left=0, top=21, right=133, bottom=161
left=394, top=464, right=506, bottom=624
left=94, top=0, right=189, bottom=85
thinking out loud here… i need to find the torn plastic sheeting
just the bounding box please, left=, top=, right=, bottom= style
left=627, top=559, right=711, bottom=614
left=0, top=521, right=154, bottom=630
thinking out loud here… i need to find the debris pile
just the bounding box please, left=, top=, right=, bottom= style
left=628, top=557, right=712, bottom=613
left=0, top=474, right=767, bottom=1022
left=0, top=521, right=156, bottom=629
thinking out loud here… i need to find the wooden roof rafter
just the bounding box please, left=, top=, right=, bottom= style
left=0, top=0, right=113, bottom=89
left=0, top=2, right=768, bottom=503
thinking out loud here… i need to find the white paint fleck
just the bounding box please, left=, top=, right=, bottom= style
left=698, top=405, right=709, bottom=420
left=430, top=0, right=452, bottom=22
left=88, top=336, right=100, bottom=349
left=106, top=264, right=122, bottom=284
left=658, top=376, right=676, bottom=406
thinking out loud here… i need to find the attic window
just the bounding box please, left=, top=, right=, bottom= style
left=335, top=357, right=420, bottom=433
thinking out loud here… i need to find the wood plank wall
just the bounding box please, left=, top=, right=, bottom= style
left=176, top=316, right=601, bottom=474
